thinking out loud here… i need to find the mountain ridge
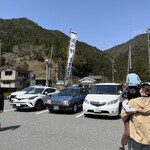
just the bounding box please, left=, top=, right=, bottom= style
left=0, top=18, right=149, bottom=83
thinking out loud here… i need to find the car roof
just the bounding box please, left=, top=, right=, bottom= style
left=63, top=86, right=85, bottom=90
left=30, top=85, right=57, bottom=89
left=95, top=83, right=122, bottom=86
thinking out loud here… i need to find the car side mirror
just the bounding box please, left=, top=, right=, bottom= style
left=44, top=92, right=48, bottom=95
left=118, top=91, right=122, bottom=94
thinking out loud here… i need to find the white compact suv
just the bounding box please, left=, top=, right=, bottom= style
left=8, top=86, right=32, bottom=102
left=12, top=86, right=59, bottom=111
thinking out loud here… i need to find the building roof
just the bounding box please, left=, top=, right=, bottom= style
left=78, top=77, right=96, bottom=84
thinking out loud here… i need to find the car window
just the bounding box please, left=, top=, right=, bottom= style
left=80, top=89, right=89, bottom=96
left=116, top=85, right=123, bottom=93
left=22, top=86, right=32, bottom=92
left=59, top=88, right=79, bottom=96
left=22, top=87, right=29, bottom=91
left=90, top=85, right=118, bottom=95
left=43, top=88, right=56, bottom=94
left=26, top=87, right=44, bottom=94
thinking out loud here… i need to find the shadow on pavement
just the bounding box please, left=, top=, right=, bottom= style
left=0, top=125, right=21, bottom=132
left=48, top=108, right=83, bottom=115
left=84, top=114, right=121, bottom=120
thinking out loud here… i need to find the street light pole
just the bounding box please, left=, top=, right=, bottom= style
left=45, top=45, right=54, bottom=87
left=49, top=45, right=53, bottom=82
left=45, top=59, right=50, bottom=87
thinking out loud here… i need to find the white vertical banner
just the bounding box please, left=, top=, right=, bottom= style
left=65, top=30, right=77, bottom=86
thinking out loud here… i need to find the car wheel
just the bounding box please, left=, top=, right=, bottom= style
left=72, top=103, right=78, bottom=113
left=84, top=114, right=89, bottom=117
left=49, top=109, right=55, bottom=113
left=119, top=103, right=122, bottom=114
left=115, top=104, right=121, bottom=119
left=35, top=100, right=43, bottom=111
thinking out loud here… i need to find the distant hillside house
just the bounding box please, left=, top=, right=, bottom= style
left=78, top=76, right=102, bottom=88
left=56, top=80, right=64, bottom=85
left=0, top=66, right=30, bottom=91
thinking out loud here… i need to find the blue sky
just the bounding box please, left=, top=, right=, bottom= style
left=0, top=0, right=150, bottom=50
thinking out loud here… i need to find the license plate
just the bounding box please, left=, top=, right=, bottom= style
left=53, top=106, right=59, bottom=110
left=94, top=108, right=101, bottom=112
left=16, top=103, right=21, bottom=107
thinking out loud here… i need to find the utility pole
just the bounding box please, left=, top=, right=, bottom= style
left=106, top=56, right=115, bottom=83
left=127, top=44, right=132, bottom=74
left=0, top=40, right=1, bottom=67
left=111, top=59, right=115, bottom=83
left=147, top=28, right=150, bottom=74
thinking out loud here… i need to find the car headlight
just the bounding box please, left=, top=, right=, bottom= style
left=63, top=101, right=71, bottom=106
left=28, top=96, right=37, bottom=100
left=84, top=99, right=90, bottom=104
left=47, top=100, right=51, bottom=104
left=108, top=99, right=118, bottom=105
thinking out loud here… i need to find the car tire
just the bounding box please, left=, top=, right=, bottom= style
left=115, top=103, right=122, bottom=118
left=35, top=100, right=43, bottom=111
left=49, top=109, right=55, bottom=113
left=119, top=103, right=122, bottom=114
left=72, top=103, right=78, bottom=113
left=84, top=114, right=89, bottom=117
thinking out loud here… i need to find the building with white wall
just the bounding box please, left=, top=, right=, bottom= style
left=0, top=66, right=29, bottom=90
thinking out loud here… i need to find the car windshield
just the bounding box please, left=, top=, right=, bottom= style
left=59, top=88, right=79, bottom=96
left=22, top=86, right=31, bottom=91
left=90, top=85, right=119, bottom=95
left=25, top=87, right=44, bottom=94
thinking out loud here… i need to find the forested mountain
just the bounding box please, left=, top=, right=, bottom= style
left=0, top=18, right=112, bottom=83
left=105, top=34, right=149, bottom=82
left=0, top=18, right=149, bottom=84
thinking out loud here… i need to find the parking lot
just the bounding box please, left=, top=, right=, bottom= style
left=0, top=100, right=124, bottom=150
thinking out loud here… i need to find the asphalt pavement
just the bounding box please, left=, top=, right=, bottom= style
left=0, top=100, right=124, bottom=150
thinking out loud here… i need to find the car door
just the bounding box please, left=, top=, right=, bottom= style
left=78, top=88, right=89, bottom=107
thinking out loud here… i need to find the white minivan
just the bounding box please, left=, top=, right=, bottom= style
left=83, top=83, right=123, bottom=117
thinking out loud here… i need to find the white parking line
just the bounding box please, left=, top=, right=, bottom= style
left=4, top=108, right=16, bottom=112
left=75, top=112, right=84, bottom=118
left=35, top=109, right=49, bottom=115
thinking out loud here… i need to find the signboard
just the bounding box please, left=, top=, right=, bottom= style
left=65, top=30, right=77, bottom=86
